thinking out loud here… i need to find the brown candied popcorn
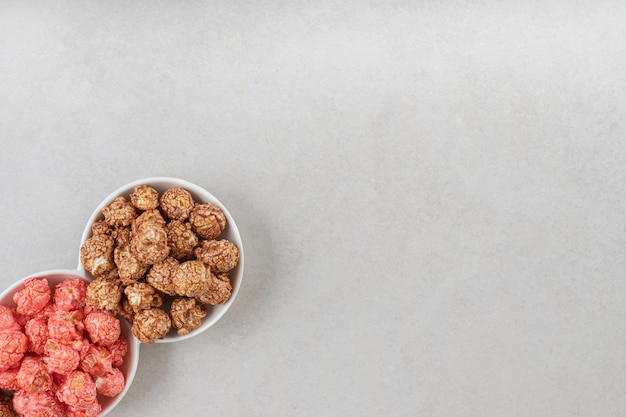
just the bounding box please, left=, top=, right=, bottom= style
left=101, top=196, right=137, bottom=228
left=196, top=272, right=232, bottom=305
left=194, top=239, right=240, bottom=273
left=189, top=203, right=226, bottom=240
left=114, top=243, right=148, bottom=286
left=90, top=220, right=112, bottom=236
left=80, top=234, right=116, bottom=277
left=160, top=188, right=195, bottom=220
left=170, top=298, right=207, bottom=336
left=129, top=184, right=159, bottom=211
left=172, top=260, right=211, bottom=298
left=130, top=221, right=170, bottom=265
left=123, top=283, right=163, bottom=313
left=131, top=209, right=166, bottom=235
left=117, top=294, right=135, bottom=324
left=85, top=276, right=123, bottom=311
left=145, top=257, right=179, bottom=296
left=166, top=220, right=198, bottom=260
left=0, top=394, right=16, bottom=417
left=131, top=308, right=171, bottom=343
left=112, top=226, right=132, bottom=248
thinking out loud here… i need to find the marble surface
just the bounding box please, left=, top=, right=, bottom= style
left=1, top=1, right=626, bottom=416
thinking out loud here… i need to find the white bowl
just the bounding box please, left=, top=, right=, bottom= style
left=0, top=269, right=140, bottom=417
left=78, top=177, right=245, bottom=343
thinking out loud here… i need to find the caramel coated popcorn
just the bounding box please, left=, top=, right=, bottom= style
left=85, top=276, right=122, bottom=312
left=145, top=257, right=178, bottom=296
left=170, top=298, right=207, bottom=336
left=194, top=239, right=240, bottom=273
left=166, top=220, right=198, bottom=260
left=129, top=185, right=159, bottom=211
left=189, top=203, right=226, bottom=240
left=123, top=283, right=163, bottom=312
left=131, top=308, right=171, bottom=344
left=81, top=184, right=240, bottom=341
left=80, top=235, right=115, bottom=277
left=160, top=188, right=194, bottom=220
left=196, top=272, right=233, bottom=306
left=101, top=196, right=137, bottom=228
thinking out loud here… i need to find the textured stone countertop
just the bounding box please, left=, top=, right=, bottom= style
left=1, top=2, right=625, bottom=416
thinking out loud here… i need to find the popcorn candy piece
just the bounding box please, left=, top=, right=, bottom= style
left=47, top=310, right=84, bottom=342
left=13, top=278, right=51, bottom=316
left=108, top=335, right=127, bottom=367
left=0, top=367, right=20, bottom=391
left=24, top=316, right=48, bottom=355
left=13, top=389, right=65, bottom=417
left=145, top=257, right=179, bottom=296
left=160, top=187, right=195, bottom=220
left=85, top=276, right=122, bottom=311
left=124, top=282, right=162, bottom=313
left=130, top=221, right=170, bottom=265
left=53, top=279, right=87, bottom=312
left=83, top=311, right=120, bottom=347
left=131, top=209, right=166, bottom=235
left=65, top=399, right=101, bottom=417
left=170, top=297, right=207, bottom=336
left=16, top=355, right=52, bottom=393
left=0, top=330, right=28, bottom=371
left=196, top=272, right=233, bottom=306
left=114, top=242, right=148, bottom=286
left=131, top=308, right=171, bottom=343
left=90, top=220, right=112, bottom=236
left=43, top=339, right=81, bottom=375
left=0, top=306, right=21, bottom=333
left=57, top=370, right=97, bottom=409
left=112, top=226, right=132, bottom=248
left=166, top=220, right=198, bottom=260
left=95, top=367, right=125, bottom=397
left=80, top=234, right=116, bottom=277
left=102, top=196, right=137, bottom=228
left=0, top=394, right=16, bottom=417
left=189, top=203, right=226, bottom=240
left=172, top=260, right=211, bottom=298
left=129, top=184, right=159, bottom=211
left=80, top=344, right=112, bottom=378
left=194, top=239, right=240, bottom=273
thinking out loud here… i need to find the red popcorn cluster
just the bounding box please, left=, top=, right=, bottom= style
left=0, top=278, right=127, bottom=417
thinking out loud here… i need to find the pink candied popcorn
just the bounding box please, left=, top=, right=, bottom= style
left=0, top=367, right=19, bottom=390
left=24, top=316, right=48, bottom=355
left=66, top=399, right=101, bottom=417
left=56, top=370, right=97, bottom=409
left=109, top=335, right=128, bottom=367
left=13, top=278, right=51, bottom=316
left=83, top=311, right=120, bottom=347
left=13, top=389, right=65, bottom=417
left=48, top=309, right=84, bottom=342
left=80, top=344, right=112, bottom=378
left=95, top=367, right=125, bottom=397
left=0, top=329, right=28, bottom=371
left=43, top=339, right=81, bottom=375
left=16, top=354, right=52, bottom=394
left=54, top=279, right=87, bottom=312
left=0, top=306, right=20, bottom=333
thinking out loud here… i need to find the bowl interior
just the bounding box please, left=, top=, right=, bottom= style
left=0, top=270, right=140, bottom=417
left=77, top=177, right=245, bottom=343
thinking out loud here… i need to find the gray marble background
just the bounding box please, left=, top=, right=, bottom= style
left=1, top=1, right=626, bottom=416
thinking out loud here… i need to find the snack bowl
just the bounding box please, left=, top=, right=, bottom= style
left=78, top=177, right=245, bottom=343
left=0, top=269, right=140, bottom=417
